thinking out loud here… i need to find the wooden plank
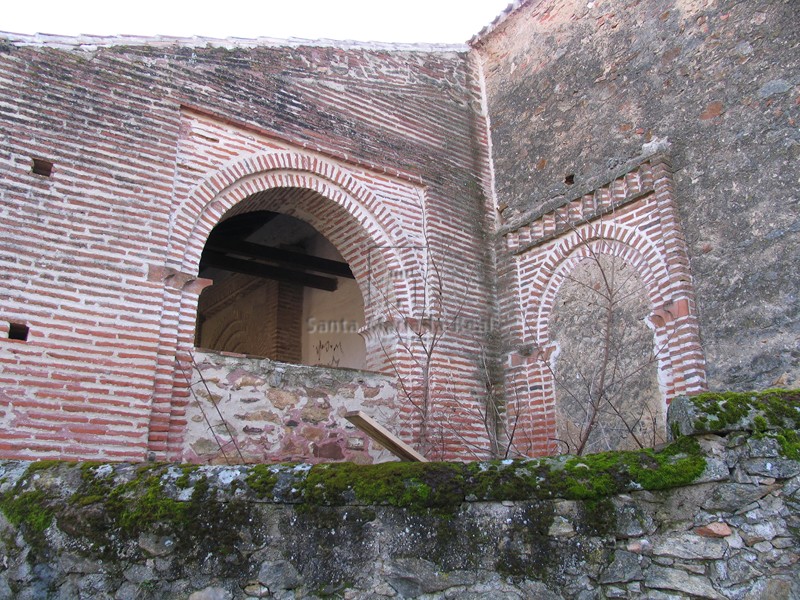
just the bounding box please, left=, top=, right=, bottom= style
left=345, top=411, right=428, bottom=462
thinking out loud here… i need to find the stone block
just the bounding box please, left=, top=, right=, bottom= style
left=257, top=560, right=301, bottom=591
left=645, top=566, right=726, bottom=599
left=652, top=533, right=727, bottom=560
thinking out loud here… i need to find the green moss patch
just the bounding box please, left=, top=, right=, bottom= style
left=468, top=435, right=706, bottom=503
left=270, top=436, right=707, bottom=515
left=689, top=389, right=800, bottom=458
left=301, top=461, right=465, bottom=515
left=690, top=389, right=800, bottom=432
left=0, top=489, right=53, bottom=532
left=0, top=436, right=708, bottom=546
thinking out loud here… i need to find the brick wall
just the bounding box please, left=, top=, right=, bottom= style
left=3, top=0, right=794, bottom=462
left=0, top=36, right=494, bottom=461
left=196, top=275, right=303, bottom=363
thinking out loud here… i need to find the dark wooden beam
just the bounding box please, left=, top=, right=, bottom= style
left=201, top=250, right=338, bottom=291
left=213, top=211, right=278, bottom=238
left=204, top=238, right=354, bottom=279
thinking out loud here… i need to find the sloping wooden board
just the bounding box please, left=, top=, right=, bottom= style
left=344, top=411, right=428, bottom=462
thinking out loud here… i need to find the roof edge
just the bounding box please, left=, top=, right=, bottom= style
left=468, top=0, right=532, bottom=47
left=0, top=31, right=469, bottom=54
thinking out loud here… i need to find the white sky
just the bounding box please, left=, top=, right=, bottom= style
left=1, top=0, right=513, bottom=44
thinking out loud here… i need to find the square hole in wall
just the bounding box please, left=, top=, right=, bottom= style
left=8, top=322, right=29, bottom=341
left=31, top=158, right=54, bottom=177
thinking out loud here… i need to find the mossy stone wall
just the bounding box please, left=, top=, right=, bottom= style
left=1, top=391, right=798, bottom=599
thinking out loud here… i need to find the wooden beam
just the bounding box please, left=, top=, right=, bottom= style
left=205, top=238, right=354, bottom=279
left=345, top=411, right=428, bottom=462
left=213, top=211, right=278, bottom=238
left=201, top=250, right=338, bottom=291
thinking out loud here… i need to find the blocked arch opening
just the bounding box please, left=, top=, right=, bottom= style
left=548, top=252, right=665, bottom=454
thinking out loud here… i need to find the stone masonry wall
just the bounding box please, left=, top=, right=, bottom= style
left=475, top=0, right=800, bottom=392
left=183, top=350, right=398, bottom=465
left=1, top=391, right=798, bottom=599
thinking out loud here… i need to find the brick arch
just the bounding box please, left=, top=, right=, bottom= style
left=169, top=150, right=416, bottom=314
left=507, top=217, right=706, bottom=457
left=529, top=226, right=664, bottom=347
left=148, top=151, right=421, bottom=460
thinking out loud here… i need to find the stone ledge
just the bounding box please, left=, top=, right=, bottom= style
left=668, top=389, right=800, bottom=439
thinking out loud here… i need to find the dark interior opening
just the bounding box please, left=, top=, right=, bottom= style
left=194, top=195, right=366, bottom=369
left=8, top=322, right=29, bottom=341
left=32, top=158, right=54, bottom=177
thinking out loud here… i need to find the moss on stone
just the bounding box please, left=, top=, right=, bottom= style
left=576, top=497, right=616, bottom=537
left=0, top=463, right=62, bottom=551
left=467, top=436, right=706, bottom=504
left=280, top=435, right=707, bottom=517
left=245, top=463, right=279, bottom=497
left=772, top=430, right=800, bottom=460
left=0, top=489, right=53, bottom=532
left=61, top=462, right=255, bottom=563
left=24, top=459, right=67, bottom=474
left=690, top=389, right=800, bottom=431
left=301, top=461, right=466, bottom=516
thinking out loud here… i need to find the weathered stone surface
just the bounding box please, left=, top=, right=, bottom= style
left=747, top=437, right=782, bottom=458
left=188, top=587, right=233, bottom=600
left=2, top=422, right=799, bottom=599
left=479, top=0, right=800, bottom=392
left=645, top=566, right=726, bottom=599
left=715, top=552, right=764, bottom=587
left=695, top=458, right=731, bottom=483
left=701, top=483, right=772, bottom=512
left=743, top=458, right=800, bottom=479
left=652, top=533, right=728, bottom=561
left=744, top=572, right=800, bottom=600
left=614, top=498, right=656, bottom=538
left=122, top=564, right=155, bottom=585
left=599, top=550, right=644, bottom=584
left=186, top=351, right=399, bottom=465
left=385, top=558, right=475, bottom=596
left=138, top=533, right=176, bottom=557
left=548, top=516, right=575, bottom=537
left=729, top=518, right=780, bottom=545
left=257, top=560, right=301, bottom=591
left=695, top=522, right=732, bottom=538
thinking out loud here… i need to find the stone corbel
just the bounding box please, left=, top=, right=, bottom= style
left=148, top=264, right=213, bottom=294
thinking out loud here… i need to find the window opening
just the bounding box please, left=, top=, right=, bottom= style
left=195, top=207, right=367, bottom=369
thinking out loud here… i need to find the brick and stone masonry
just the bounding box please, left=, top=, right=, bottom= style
left=0, top=0, right=797, bottom=462
left=0, top=36, right=494, bottom=461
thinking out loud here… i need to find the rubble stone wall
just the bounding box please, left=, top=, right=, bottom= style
left=1, top=391, right=798, bottom=599
left=183, top=350, right=398, bottom=465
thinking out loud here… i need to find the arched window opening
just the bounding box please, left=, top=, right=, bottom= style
left=194, top=209, right=367, bottom=369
